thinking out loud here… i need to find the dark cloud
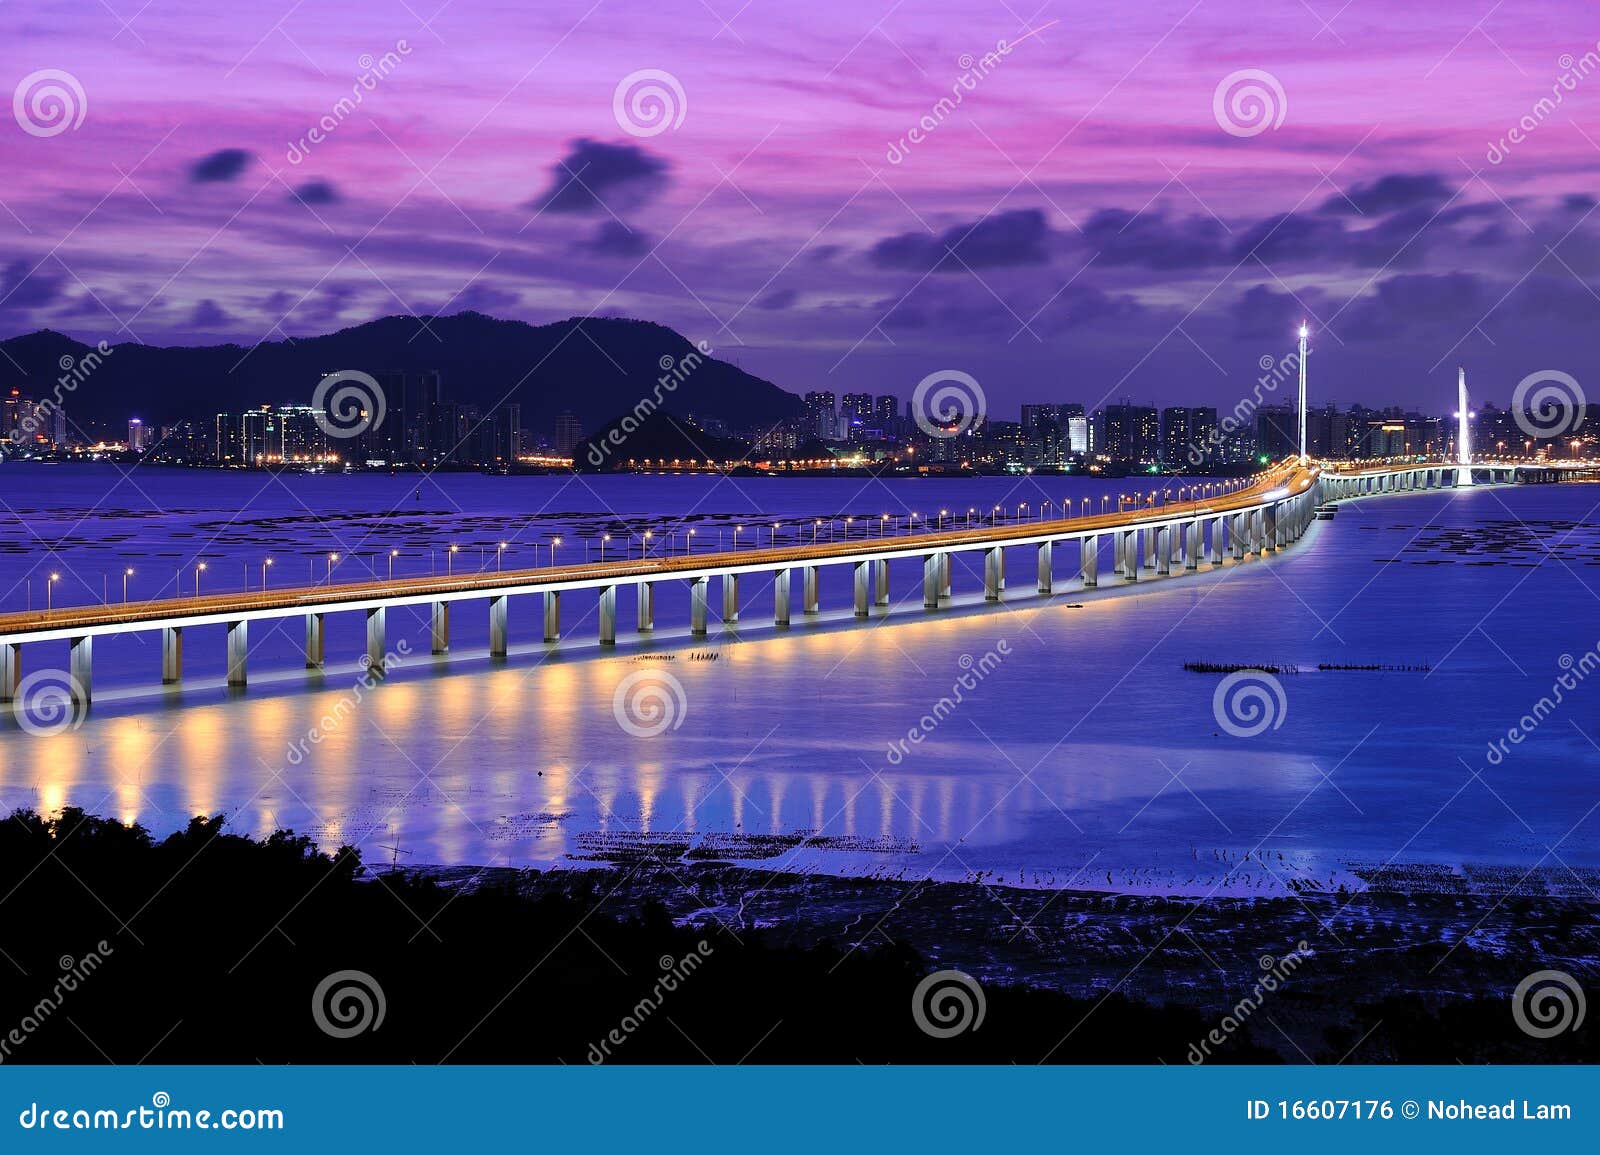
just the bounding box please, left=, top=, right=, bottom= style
left=579, top=220, right=651, bottom=257
left=190, top=148, right=253, bottom=183
left=1078, top=209, right=1229, bottom=269
left=188, top=299, right=234, bottom=327
left=1564, top=193, right=1597, bottom=213
left=290, top=179, right=339, bottom=206
left=869, top=208, right=1054, bottom=272
left=757, top=288, right=798, bottom=310
left=1321, top=173, right=1452, bottom=216
left=529, top=138, right=668, bottom=215
left=0, top=259, right=65, bottom=312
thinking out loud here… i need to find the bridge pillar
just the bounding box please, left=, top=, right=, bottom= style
left=984, top=547, right=1002, bottom=601
left=637, top=582, right=654, bottom=632
left=161, top=626, right=183, bottom=684
left=68, top=635, right=92, bottom=704
left=1209, top=516, right=1223, bottom=565
left=1185, top=520, right=1200, bottom=569
left=366, top=606, right=386, bottom=675
left=1142, top=528, right=1156, bottom=570
left=1081, top=535, right=1098, bottom=587
left=305, top=612, right=325, bottom=668
left=1112, top=533, right=1125, bottom=575
left=1167, top=523, right=1179, bottom=570
left=1231, top=513, right=1247, bottom=560
left=1, top=641, right=19, bottom=702
left=943, top=552, right=955, bottom=596
left=598, top=586, right=616, bottom=646
left=489, top=595, right=509, bottom=657
left=1037, top=540, right=1053, bottom=594
left=1121, top=530, right=1139, bottom=581
left=690, top=577, right=708, bottom=637
left=773, top=570, right=791, bottom=627
left=543, top=591, right=561, bottom=643
left=853, top=561, right=870, bottom=618
left=225, top=621, right=246, bottom=688
left=803, top=566, right=819, bottom=614
left=874, top=558, right=890, bottom=606
left=721, top=573, right=740, bottom=624
left=1156, top=527, right=1172, bottom=575
left=923, top=554, right=942, bottom=608
left=431, top=602, right=450, bottom=654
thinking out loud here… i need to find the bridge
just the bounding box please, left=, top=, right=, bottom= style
left=0, top=456, right=1594, bottom=708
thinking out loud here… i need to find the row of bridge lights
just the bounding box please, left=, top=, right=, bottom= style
left=31, top=476, right=1267, bottom=610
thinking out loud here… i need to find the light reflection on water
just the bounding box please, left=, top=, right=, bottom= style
left=3, top=469, right=1600, bottom=892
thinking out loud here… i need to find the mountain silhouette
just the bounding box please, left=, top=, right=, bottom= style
left=0, top=312, right=802, bottom=433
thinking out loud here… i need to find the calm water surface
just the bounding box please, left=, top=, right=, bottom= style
left=3, top=464, right=1599, bottom=893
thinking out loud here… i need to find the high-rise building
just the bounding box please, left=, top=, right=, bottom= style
left=1160, top=407, right=1192, bottom=466
left=873, top=395, right=898, bottom=432
left=803, top=391, right=837, bottom=440
left=127, top=417, right=150, bottom=453
left=214, top=413, right=241, bottom=464
left=553, top=411, right=582, bottom=457
left=1020, top=404, right=1061, bottom=433
left=1097, top=403, right=1159, bottom=464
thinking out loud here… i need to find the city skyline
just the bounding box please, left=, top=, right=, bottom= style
left=2, top=2, right=1598, bottom=415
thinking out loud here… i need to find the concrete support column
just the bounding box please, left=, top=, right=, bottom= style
left=690, top=577, right=708, bottom=637
left=1231, top=513, right=1246, bottom=560
left=942, top=552, right=953, bottom=597
left=1167, top=523, right=1179, bottom=570
left=489, top=594, right=509, bottom=657
left=161, top=626, right=182, bottom=684
left=853, top=561, right=870, bottom=618
left=803, top=566, right=819, bottom=614
left=923, top=554, right=941, bottom=609
left=874, top=559, right=890, bottom=606
left=1143, top=527, right=1156, bottom=570
left=1121, top=530, right=1139, bottom=581
left=1210, top=517, right=1223, bottom=565
left=636, top=582, right=654, bottom=632
left=1037, top=540, right=1053, bottom=594
left=1113, top=531, right=1125, bottom=575
left=1156, top=527, right=1172, bottom=575
left=69, top=635, right=93, bottom=703
left=598, top=586, right=616, bottom=646
left=366, top=606, right=386, bottom=674
left=984, top=547, right=1002, bottom=601
left=224, top=622, right=245, bottom=688
left=543, top=591, right=561, bottom=643
left=721, top=573, right=739, bottom=623
left=1081, top=535, right=1099, bottom=588
left=1185, top=520, right=1200, bottom=569
left=431, top=602, right=450, bottom=654
left=1, top=641, right=20, bottom=702
left=773, top=569, right=791, bottom=627
left=305, top=612, right=325, bottom=668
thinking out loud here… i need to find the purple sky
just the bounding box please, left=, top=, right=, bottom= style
left=3, top=0, right=1599, bottom=416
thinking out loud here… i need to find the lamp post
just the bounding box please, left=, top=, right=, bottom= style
left=326, top=553, right=339, bottom=583
left=194, top=563, right=206, bottom=597
left=448, top=544, right=459, bottom=576
left=734, top=524, right=743, bottom=550
left=551, top=537, right=561, bottom=566
left=123, top=567, right=134, bottom=603
left=1297, top=322, right=1309, bottom=462
left=47, top=572, right=60, bottom=612
left=497, top=542, right=507, bottom=571
left=388, top=550, right=398, bottom=581
left=262, top=557, right=273, bottom=589
left=601, top=533, right=610, bottom=561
